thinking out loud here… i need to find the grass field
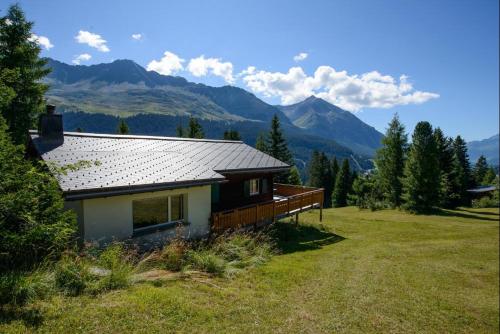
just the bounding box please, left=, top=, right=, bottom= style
left=1, top=207, right=498, bottom=333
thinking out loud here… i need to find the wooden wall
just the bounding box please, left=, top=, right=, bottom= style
left=213, top=172, right=274, bottom=211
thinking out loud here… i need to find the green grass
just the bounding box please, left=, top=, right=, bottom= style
left=1, top=207, right=498, bottom=333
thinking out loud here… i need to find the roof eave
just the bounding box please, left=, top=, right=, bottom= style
left=217, top=165, right=291, bottom=175
left=64, top=178, right=226, bottom=201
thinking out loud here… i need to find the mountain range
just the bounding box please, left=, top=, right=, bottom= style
left=44, top=58, right=385, bottom=172
left=468, top=134, right=499, bottom=166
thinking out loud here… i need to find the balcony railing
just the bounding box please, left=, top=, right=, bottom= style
left=211, top=183, right=324, bottom=233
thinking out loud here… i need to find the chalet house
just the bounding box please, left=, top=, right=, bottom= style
left=29, top=106, right=324, bottom=245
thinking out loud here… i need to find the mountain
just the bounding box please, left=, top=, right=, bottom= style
left=43, top=58, right=374, bottom=174
left=468, top=134, right=499, bottom=166
left=277, top=96, right=384, bottom=156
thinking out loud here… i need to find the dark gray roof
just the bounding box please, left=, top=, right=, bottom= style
left=30, top=131, right=289, bottom=198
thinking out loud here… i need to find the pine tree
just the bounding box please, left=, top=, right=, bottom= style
left=288, top=166, right=302, bottom=185
left=482, top=167, right=497, bottom=186
left=307, top=151, right=333, bottom=206
left=402, top=122, right=440, bottom=212
left=332, top=159, right=351, bottom=208
left=375, top=114, right=408, bottom=207
left=0, top=5, right=51, bottom=145
left=255, top=132, right=268, bottom=153
left=449, top=136, right=472, bottom=207
left=176, top=122, right=184, bottom=137
left=308, top=151, right=322, bottom=187
left=117, top=119, right=129, bottom=134
left=223, top=129, right=241, bottom=140
left=266, top=114, right=293, bottom=183
left=434, top=127, right=455, bottom=208
left=330, top=156, right=339, bottom=195
left=187, top=117, right=204, bottom=138
left=473, top=155, right=488, bottom=186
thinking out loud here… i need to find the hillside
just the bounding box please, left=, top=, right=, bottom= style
left=44, top=58, right=373, bottom=171
left=278, top=96, right=384, bottom=156
left=468, top=134, right=499, bottom=166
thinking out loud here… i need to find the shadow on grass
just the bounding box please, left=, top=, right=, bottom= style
left=270, top=222, right=345, bottom=254
left=0, top=306, right=44, bottom=328
left=457, top=208, right=500, bottom=216
left=431, top=208, right=499, bottom=222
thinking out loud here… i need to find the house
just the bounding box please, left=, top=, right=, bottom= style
left=29, top=106, right=324, bottom=245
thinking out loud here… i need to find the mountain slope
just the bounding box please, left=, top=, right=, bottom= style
left=43, top=58, right=374, bottom=172
left=277, top=96, right=384, bottom=156
left=468, top=134, right=499, bottom=166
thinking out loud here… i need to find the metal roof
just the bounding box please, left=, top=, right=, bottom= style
left=29, top=131, right=289, bottom=199
left=467, top=186, right=496, bottom=193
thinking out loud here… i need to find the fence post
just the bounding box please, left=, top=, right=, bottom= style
left=272, top=201, right=276, bottom=223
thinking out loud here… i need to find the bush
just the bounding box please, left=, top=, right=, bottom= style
left=0, top=270, right=53, bottom=306
left=472, top=196, right=499, bottom=208
left=54, top=254, right=93, bottom=296
left=185, top=250, right=227, bottom=276
left=0, top=116, right=76, bottom=270
left=95, top=244, right=134, bottom=291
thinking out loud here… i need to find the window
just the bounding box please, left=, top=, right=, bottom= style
left=133, top=195, right=185, bottom=230
left=249, top=178, right=260, bottom=196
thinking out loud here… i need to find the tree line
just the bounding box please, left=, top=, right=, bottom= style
left=306, top=114, right=499, bottom=212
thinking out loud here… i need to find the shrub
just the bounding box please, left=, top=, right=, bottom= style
left=185, top=250, right=227, bottom=276
left=472, top=196, right=499, bottom=208
left=54, top=254, right=93, bottom=296
left=95, top=244, right=134, bottom=291
left=0, top=270, right=53, bottom=306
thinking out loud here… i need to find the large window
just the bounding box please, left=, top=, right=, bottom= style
left=133, top=194, right=185, bottom=230
left=249, top=178, right=260, bottom=196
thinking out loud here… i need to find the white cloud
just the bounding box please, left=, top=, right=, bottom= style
left=72, top=53, right=92, bottom=65
left=29, top=34, right=54, bottom=50
left=187, top=55, right=234, bottom=83
left=131, top=33, right=142, bottom=40
left=75, top=30, right=110, bottom=52
left=242, top=66, right=439, bottom=111
left=146, top=51, right=185, bottom=75
left=293, top=52, right=308, bottom=62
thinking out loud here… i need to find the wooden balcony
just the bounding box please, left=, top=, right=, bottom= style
left=211, top=183, right=324, bottom=233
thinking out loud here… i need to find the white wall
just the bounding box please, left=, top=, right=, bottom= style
left=71, top=185, right=212, bottom=244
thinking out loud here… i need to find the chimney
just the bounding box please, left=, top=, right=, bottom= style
left=38, top=104, right=64, bottom=144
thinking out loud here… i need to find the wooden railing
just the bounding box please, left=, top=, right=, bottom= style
left=211, top=184, right=324, bottom=233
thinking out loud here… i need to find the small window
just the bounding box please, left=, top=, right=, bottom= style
left=249, top=178, right=260, bottom=196
left=133, top=194, right=185, bottom=230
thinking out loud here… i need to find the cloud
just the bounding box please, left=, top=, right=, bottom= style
left=187, top=55, right=234, bottom=83
left=293, top=52, right=308, bottom=62
left=131, top=33, right=142, bottom=40
left=146, top=51, right=185, bottom=75
left=242, top=66, right=439, bottom=111
left=75, top=30, right=110, bottom=52
left=72, top=53, right=92, bottom=65
left=29, top=34, right=54, bottom=50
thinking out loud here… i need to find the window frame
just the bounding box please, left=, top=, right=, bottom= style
left=132, top=194, right=186, bottom=232
left=249, top=178, right=260, bottom=196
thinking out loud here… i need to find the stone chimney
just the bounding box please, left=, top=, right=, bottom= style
left=38, top=104, right=64, bottom=144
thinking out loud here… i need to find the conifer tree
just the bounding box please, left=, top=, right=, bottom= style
left=187, top=117, right=204, bottom=138
left=332, top=159, right=351, bottom=208
left=402, top=122, right=440, bottom=212
left=266, top=114, right=293, bottom=183
left=449, top=135, right=472, bottom=207
left=330, top=156, right=339, bottom=195
left=288, top=166, right=302, bottom=185
left=117, top=119, right=129, bottom=134
left=434, top=127, right=455, bottom=208
left=482, top=167, right=497, bottom=186
left=375, top=114, right=407, bottom=207
left=0, top=4, right=50, bottom=145
left=255, top=132, right=268, bottom=153
left=308, top=151, right=333, bottom=207
left=223, top=129, right=241, bottom=140
left=176, top=122, right=184, bottom=137
left=473, top=155, right=488, bottom=186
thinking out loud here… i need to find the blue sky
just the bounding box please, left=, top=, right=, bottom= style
left=5, top=0, right=499, bottom=141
